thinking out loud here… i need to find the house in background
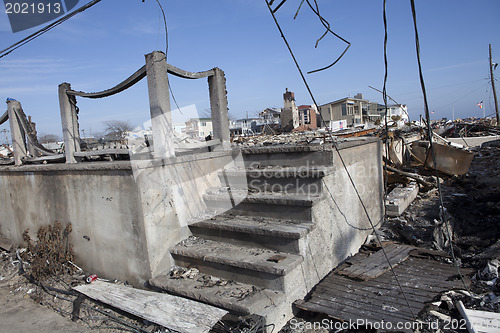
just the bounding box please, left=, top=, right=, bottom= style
left=184, top=118, right=213, bottom=140
left=258, top=107, right=281, bottom=126
left=229, top=118, right=259, bottom=136
left=378, top=104, right=409, bottom=126
left=295, top=104, right=319, bottom=131
left=319, top=93, right=381, bottom=127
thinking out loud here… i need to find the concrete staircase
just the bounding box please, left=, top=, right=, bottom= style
left=150, top=143, right=380, bottom=331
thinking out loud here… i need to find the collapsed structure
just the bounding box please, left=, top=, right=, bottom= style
left=0, top=51, right=384, bottom=330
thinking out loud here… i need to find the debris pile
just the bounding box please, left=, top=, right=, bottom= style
left=436, top=118, right=500, bottom=137
left=0, top=224, right=170, bottom=333
left=379, top=141, right=500, bottom=330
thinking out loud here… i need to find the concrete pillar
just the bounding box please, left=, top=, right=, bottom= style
left=145, top=51, right=175, bottom=159
left=59, top=83, right=80, bottom=163
left=6, top=100, right=27, bottom=165
left=27, top=117, right=37, bottom=157
left=208, top=68, right=230, bottom=149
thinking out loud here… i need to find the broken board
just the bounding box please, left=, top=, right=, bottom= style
left=458, top=301, right=500, bottom=333
left=338, top=243, right=415, bottom=281
left=73, top=280, right=227, bottom=333
left=296, top=253, right=473, bottom=330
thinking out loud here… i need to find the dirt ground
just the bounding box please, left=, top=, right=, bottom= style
left=0, top=142, right=498, bottom=333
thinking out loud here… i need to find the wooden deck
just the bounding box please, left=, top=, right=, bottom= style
left=296, top=244, right=473, bottom=328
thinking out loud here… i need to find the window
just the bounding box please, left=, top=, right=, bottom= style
left=341, top=104, right=347, bottom=116
left=201, top=122, right=207, bottom=126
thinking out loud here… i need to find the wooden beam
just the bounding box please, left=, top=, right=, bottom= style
left=73, top=280, right=227, bottom=333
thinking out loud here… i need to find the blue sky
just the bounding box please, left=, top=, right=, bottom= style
left=0, top=0, right=499, bottom=138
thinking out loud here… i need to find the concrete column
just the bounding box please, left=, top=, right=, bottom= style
left=6, top=100, right=27, bottom=165
left=59, top=83, right=79, bottom=163
left=208, top=68, right=230, bottom=149
left=145, top=51, right=175, bottom=159
left=27, top=117, right=37, bottom=157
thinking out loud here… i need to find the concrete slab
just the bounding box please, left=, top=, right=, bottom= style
left=385, top=182, right=419, bottom=217
left=191, top=215, right=314, bottom=239
left=171, top=237, right=303, bottom=276
left=150, top=273, right=285, bottom=316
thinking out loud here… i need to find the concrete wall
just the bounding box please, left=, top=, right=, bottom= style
left=0, top=150, right=243, bottom=287
left=300, top=139, right=384, bottom=289
left=0, top=162, right=150, bottom=285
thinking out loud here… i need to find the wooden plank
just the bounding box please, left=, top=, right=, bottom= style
left=338, top=244, right=414, bottom=281
left=339, top=244, right=404, bottom=278
left=314, top=282, right=427, bottom=309
left=299, top=249, right=474, bottom=329
left=312, top=284, right=424, bottom=317
left=306, top=296, right=413, bottom=324
left=458, top=301, right=500, bottom=333
left=316, top=278, right=433, bottom=303
left=294, top=300, right=397, bottom=328
left=73, top=281, right=227, bottom=333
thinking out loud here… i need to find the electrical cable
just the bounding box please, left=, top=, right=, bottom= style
left=0, top=0, right=103, bottom=59
left=264, top=0, right=416, bottom=320
left=272, top=0, right=350, bottom=74
left=304, top=0, right=351, bottom=74
left=409, top=0, right=469, bottom=291
left=379, top=0, right=416, bottom=320
left=154, top=0, right=183, bottom=115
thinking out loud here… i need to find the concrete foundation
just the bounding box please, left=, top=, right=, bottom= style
left=0, top=150, right=244, bottom=286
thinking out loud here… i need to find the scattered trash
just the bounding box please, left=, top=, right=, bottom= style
left=86, top=274, right=98, bottom=284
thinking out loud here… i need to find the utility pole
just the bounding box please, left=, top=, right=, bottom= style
left=489, top=44, right=499, bottom=125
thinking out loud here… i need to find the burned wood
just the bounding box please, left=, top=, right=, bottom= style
left=385, top=165, right=434, bottom=189
left=338, top=243, right=414, bottom=281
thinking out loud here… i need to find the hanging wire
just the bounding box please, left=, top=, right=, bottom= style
left=0, top=0, right=103, bottom=59
left=304, top=0, right=351, bottom=73
left=264, top=0, right=417, bottom=320
left=409, top=0, right=469, bottom=291
left=270, top=0, right=351, bottom=74
left=154, top=0, right=183, bottom=114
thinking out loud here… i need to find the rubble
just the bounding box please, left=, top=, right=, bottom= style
left=377, top=140, right=500, bottom=331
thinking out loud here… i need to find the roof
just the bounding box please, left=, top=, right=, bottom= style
left=235, top=118, right=258, bottom=122
left=298, top=105, right=312, bottom=110
left=320, top=96, right=371, bottom=107
left=187, top=117, right=212, bottom=122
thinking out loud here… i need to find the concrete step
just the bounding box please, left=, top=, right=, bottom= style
left=189, top=215, right=315, bottom=253
left=149, top=272, right=286, bottom=316
left=170, top=237, right=303, bottom=291
left=241, top=145, right=334, bottom=168
left=219, top=166, right=331, bottom=195
left=203, top=188, right=323, bottom=221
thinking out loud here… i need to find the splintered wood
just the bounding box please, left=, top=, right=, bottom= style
left=296, top=244, right=473, bottom=329
left=74, top=280, right=227, bottom=333
left=338, top=243, right=415, bottom=281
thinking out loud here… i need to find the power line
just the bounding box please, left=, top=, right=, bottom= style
left=264, top=0, right=416, bottom=320
left=409, top=0, right=469, bottom=291
left=154, top=0, right=182, bottom=115
left=0, top=0, right=103, bottom=59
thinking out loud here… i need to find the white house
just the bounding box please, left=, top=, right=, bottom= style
left=184, top=118, right=213, bottom=140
